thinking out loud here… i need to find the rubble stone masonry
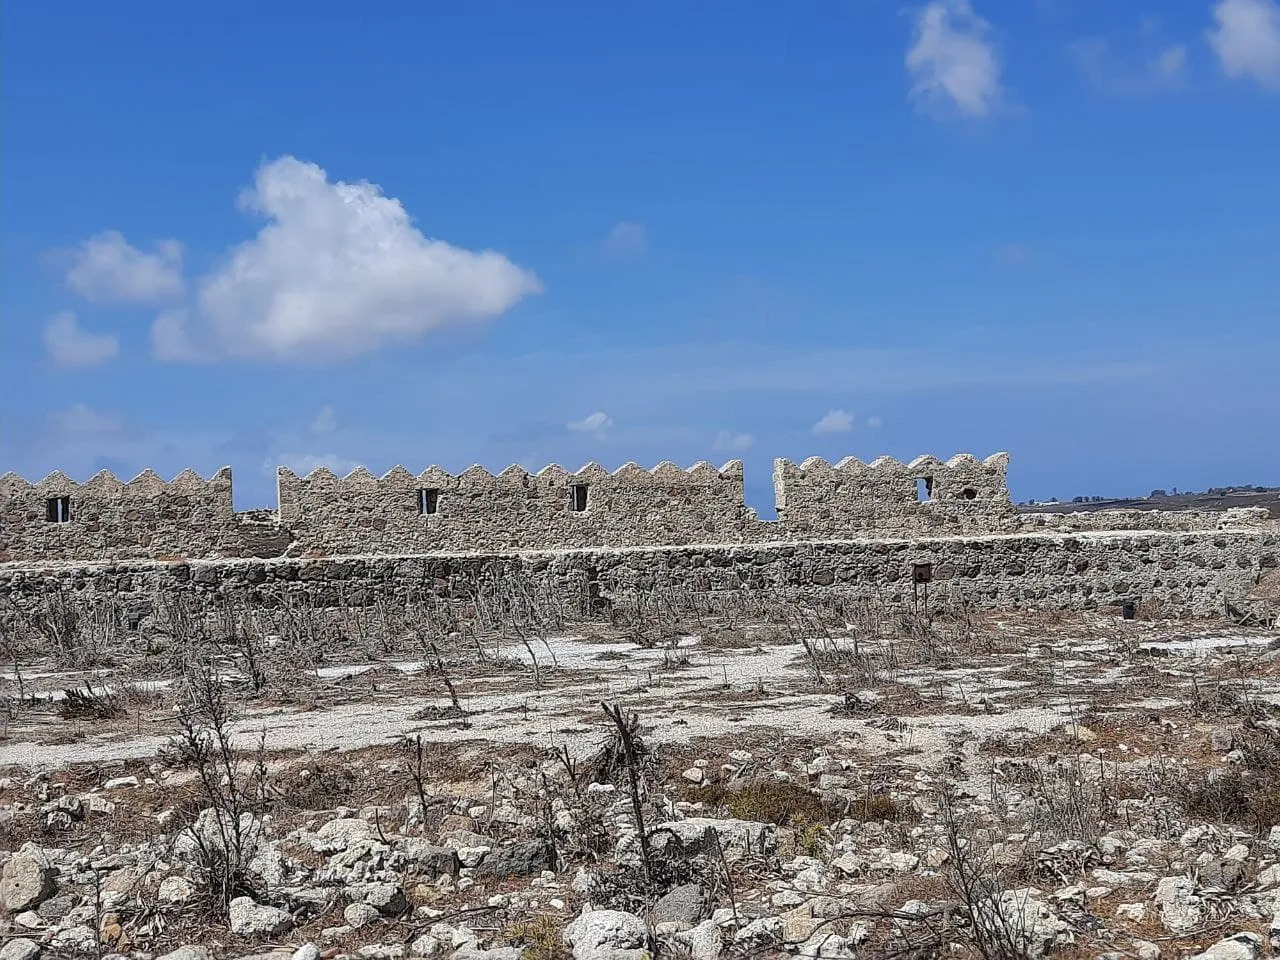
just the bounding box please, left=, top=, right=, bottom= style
left=3, top=453, right=1275, bottom=619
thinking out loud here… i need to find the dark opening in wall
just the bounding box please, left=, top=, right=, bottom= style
left=417, top=489, right=439, bottom=515
left=46, top=496, right=72, bottom=523
left=912, top=562, right=933, bottom=584
left=915, top=477, right=933, bottom=502
left=961, top=487, right=977, bottom=500
left=570, top=484, right=589, bottom=512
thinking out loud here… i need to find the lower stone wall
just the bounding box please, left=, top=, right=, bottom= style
left=2, top=528, right=1277, bottom=621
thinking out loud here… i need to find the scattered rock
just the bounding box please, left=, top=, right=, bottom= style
left=474, top=840, right=555, bottom=879
left=1154, top=877, right=1202, bottom=934
left=229, top=897, right=294, bottom=936
left=0, top=849, right=57, bottom=912
left=648, top=818, right=776, bottom=862
left=564, top=909, right=648, bottom=960
left=350, top=881, right=408, bottom=917
left=344, top=902, right=382, bottom=929
left=0, top=940, right=41, bottom=960
left=653, top=883, right=707, bottom=927
left=1189, top=933, right=1263, bottom=960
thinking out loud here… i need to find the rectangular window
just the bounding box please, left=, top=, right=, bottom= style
left=915, top=477, right=933, bottom=502
left=912, top=562, right=933, bottom=584
left=418, top=488, right=439, bottom=515
left=570, top=484, right=589, bottom=512
left=46, top=496, right=72, bottom=523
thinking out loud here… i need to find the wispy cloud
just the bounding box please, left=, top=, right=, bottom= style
left=994, top=242, right=1032, bottom=267
left=310, top=405, right=338, bottom=435
left=712, top=430, right=754, bottom=453
left=600, top=221, right=647, bottom=262
left=567, top=411, right=613, bottom=437
left=42, top=311, right=119, bottom=367
left=905, top=0, right=1003, bottom=118
left=1207, top=0, right=1280, bottom=89
left=812, top=409, right=855, bottom=434
left=47, top=404, right=126, bottom=441
left=1070, top=34, right=1188, bottom=94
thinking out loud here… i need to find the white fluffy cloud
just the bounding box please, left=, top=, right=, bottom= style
left=152, top=156, right=543, bottom=362
left=905, top=0, right=1003, bottom=117
left=601, top=221, right=647, bottom=261
left=812, top=409, right=855, bottom=434
left=64, top=231, right=184, bottom=304
left=712, top=430, right=754, bottom=453
left=1208, top=0, right=1280, bottom=89
left=42, top=311, right=120, bottom=367
left=567, top=411, right=613, bottom=435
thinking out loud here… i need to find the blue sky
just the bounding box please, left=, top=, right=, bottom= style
left=3, top=0, right=1278, bottom=512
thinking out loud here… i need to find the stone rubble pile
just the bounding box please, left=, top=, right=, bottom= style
left=2, top=738, right=1280, bottom=960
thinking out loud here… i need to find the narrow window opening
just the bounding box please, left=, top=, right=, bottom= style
left=912, top=562, right=933, bottom=584
left=570, top=484, right=589, bottom=512
left=417, top=488, right=439, bottom=515
left=961, top=487, right=977, bottom=501
left=915, top=477, right=933, bottom=502
left=46, top=496, right=71, bottom=523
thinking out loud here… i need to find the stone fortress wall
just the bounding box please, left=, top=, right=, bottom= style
left=2, top=451, right=1277, bottom=622
left=4, top=452, right=1271, bottom=565
left=0, top=467, right=238, bottom=564
left=276, top=459, right=758, bottom=554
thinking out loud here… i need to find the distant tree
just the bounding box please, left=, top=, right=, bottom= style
left=1149, top=489, right=1168, bottom=498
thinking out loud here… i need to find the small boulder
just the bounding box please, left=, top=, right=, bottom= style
left=1154, top=877, right=1202, bottom=934
left=1188, top=933, right=1263, bottom=960
left=564, top=909, right=647, bottom=960
left=349, top=881, right=408, bottom=917
left=344, top=902, right=381, bottom=929
left=1, top=850, right=57, bottom=912
left=0, top=939, right=41, bottom=960
left=228, top=897, right=294, bottom=936
left=157, top=876, right=195, bottom=904
left=401, top=841, right=460, bottom=877
left=648, top=818, right=776, bottom=862
left=311, top=818, right=375, bottom=853
left=653, top=883, right=706, bottom=928
left=473, top=840, right=554, bottom=879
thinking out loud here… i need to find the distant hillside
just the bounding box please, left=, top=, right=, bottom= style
left=1017, top=484, right=1280, bottom=518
